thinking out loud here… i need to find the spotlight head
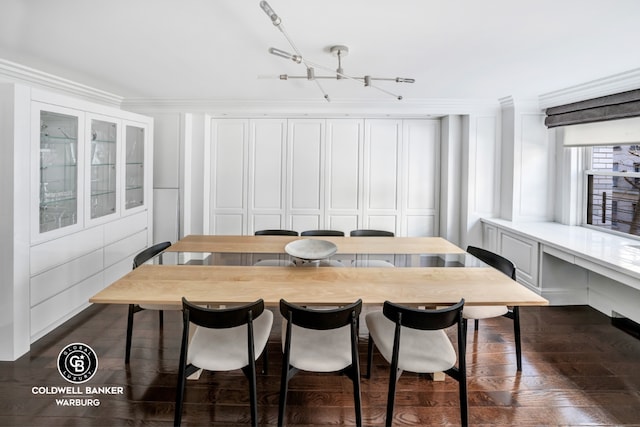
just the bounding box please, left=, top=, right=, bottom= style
left=260, top=1, right=281, bottom=26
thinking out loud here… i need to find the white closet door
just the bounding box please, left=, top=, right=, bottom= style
left=363, top=119, right=402, bottom=234
left=325, top=119, right=363, bottom=233
left=207, top=117, right=440, bottom=238
left=208, top=119, right=247, bottom=235
left=403, top=119, right=440, bottom=236
left=248, top=119, right=287, bottom=233
left=287, top=119, right=324, bottom=231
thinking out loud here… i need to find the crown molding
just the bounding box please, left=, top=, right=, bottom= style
left=539, top=68, right=640, bottom=110
left=121, top=97, right=500, bottom=117
left=0, top=58, right=123, bottom=107
left=498, top=96, right=541, bottom=112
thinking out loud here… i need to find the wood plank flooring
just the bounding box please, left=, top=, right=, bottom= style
left=1, top=303, right=640, bottom=426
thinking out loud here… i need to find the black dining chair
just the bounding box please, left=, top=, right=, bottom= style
left=300, top=229, right=345, bottom=236
left=125, top=241, right=175, bottom=363
left=254, top=229, right=298, bottom=266
left=175, top=297, right=273, bottom=427
left=298, top=230, right=345, bottom=267
left=278, top=299, right=363, bottom=426
left=366, top=299, right=467, bottom=426
left=349, top=229, right=395, bottom=267
left=464, top=245, right=522, bottom=371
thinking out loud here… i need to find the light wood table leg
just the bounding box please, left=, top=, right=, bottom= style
left=431, top=372, right=445, bottom=381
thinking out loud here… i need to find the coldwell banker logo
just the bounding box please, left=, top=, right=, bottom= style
left=58, top=342, right=98, bottom=384
left=31, top=342, right=123, bottom=407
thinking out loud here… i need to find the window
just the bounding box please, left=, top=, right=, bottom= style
left=586, top=144, right=640, bottom=237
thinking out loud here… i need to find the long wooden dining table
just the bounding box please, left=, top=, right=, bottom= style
left=90, top=264, right=547, bottom=307
left=89, top=235, right=548, bottom=308
left=165, top=234, right=467, bottom=255
left=89, top=235, right=547, bottom=382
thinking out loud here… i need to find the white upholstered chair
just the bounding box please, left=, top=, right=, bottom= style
left=278, top=299, right=362, bottom=426
left=174, top=298, right=273, bottom=427
left=366, top=299, right=468, bottom=426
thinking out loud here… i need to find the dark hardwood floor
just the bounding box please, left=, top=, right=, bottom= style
left=2, top=303, right=640, bottom=426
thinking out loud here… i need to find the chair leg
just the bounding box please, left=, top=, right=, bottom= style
left=513, top=306, right=522, bottom=371
left=242, top=364, right=259, bottom=427
left=125, top=304, right=135, bottom=364
left=278, top=363, right=290, bottom=426
left=159, top=310, right=164, bottom=329
left=174, top=362, right=188, bottom=426
left=366, top=334, right=374, bottom=379
left=261, top=345, right=269, bottom=375
left=459, top=370, right=468, bottom=427
left=350, top=365, right=363, bottom=426
left=385, top=367, right=399, bottom=427
left=474, top=319, right=479, bottom=330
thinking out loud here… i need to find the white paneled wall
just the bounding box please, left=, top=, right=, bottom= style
left=208, top=119, right=248, bottom=234
left=207, top=118, right=440, bottom=236
left=288, top=119, right=325, bottom=230
left=326, top=119, right=363, bottom=232
left=364, top=119, right=401, bottom=232
left=249, top=119, right=287, bottom=231
left=403, top=119, right=440, bottom=236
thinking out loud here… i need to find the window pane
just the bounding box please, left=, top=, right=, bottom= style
left=587, top=144, right=640, bottom=236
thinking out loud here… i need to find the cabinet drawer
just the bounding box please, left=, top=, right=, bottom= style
left=30, top=226, right=104, bottom=275
left=104, top=229, right=148, bottom=268
left=103, top=210, right=148, bottom=245
left=542, top=245, right=575, bottom=264
left=31, top=273, right=104, bottom=340
left=30, top=249, right=103, bottom=307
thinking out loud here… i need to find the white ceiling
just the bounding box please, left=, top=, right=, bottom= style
left=1, top=0, right=639, bottom=103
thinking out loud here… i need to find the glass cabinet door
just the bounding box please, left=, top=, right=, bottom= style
left=125, top=124, right=145, bottom=210
left=90, top=119, right=118, bottom=219
left=39, top=111, right=79, bottom=233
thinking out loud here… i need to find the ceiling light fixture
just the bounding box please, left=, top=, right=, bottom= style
left=259, top=1, right=415, bottom=102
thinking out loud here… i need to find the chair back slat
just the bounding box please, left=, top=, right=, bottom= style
left=383, top=299, right=464, bottom=330
left=280, top=299, right=362, bottom=330
left=182, top=298, right=265, bottom=329
left=350, top=229, right=394, bottom=237
left=133, top=241, right=172, bottom=269
left=466, top=246, right=516, bottom=280
left=300, top=230, right=345, bottom=236
left=255, top=229, right=298, bottom=236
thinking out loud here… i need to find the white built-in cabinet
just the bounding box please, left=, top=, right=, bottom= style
left=0, top=83, right=153, bottom=360
left=206, top=118, right=439, bottom=236
left=482, top=221, right=539, bottom=291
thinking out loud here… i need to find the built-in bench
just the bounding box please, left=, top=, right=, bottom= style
left=480, top=218, right=640, bottom=325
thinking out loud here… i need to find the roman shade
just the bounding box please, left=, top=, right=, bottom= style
left=545, top=89, right=640, bottom=146
left=561, top=116, right=640, bottom=147
left=545, top=89, right=640, bottom=128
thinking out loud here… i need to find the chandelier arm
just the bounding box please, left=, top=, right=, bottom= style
left=301, top=58, right=404, bottom=100
left=272, top=20, right=330, bottom=101
left=280, top=75, right=413, bottom=84
left=367, top=84, right=404, bottom=100
left=369, top=77, right=416, bottom=83
left=312, top=79, right=331, bottom=102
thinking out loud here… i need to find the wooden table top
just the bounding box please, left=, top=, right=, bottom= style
left=89, top=264, right=548, bottom=307
left=167, top=235, right=466, bottom=255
